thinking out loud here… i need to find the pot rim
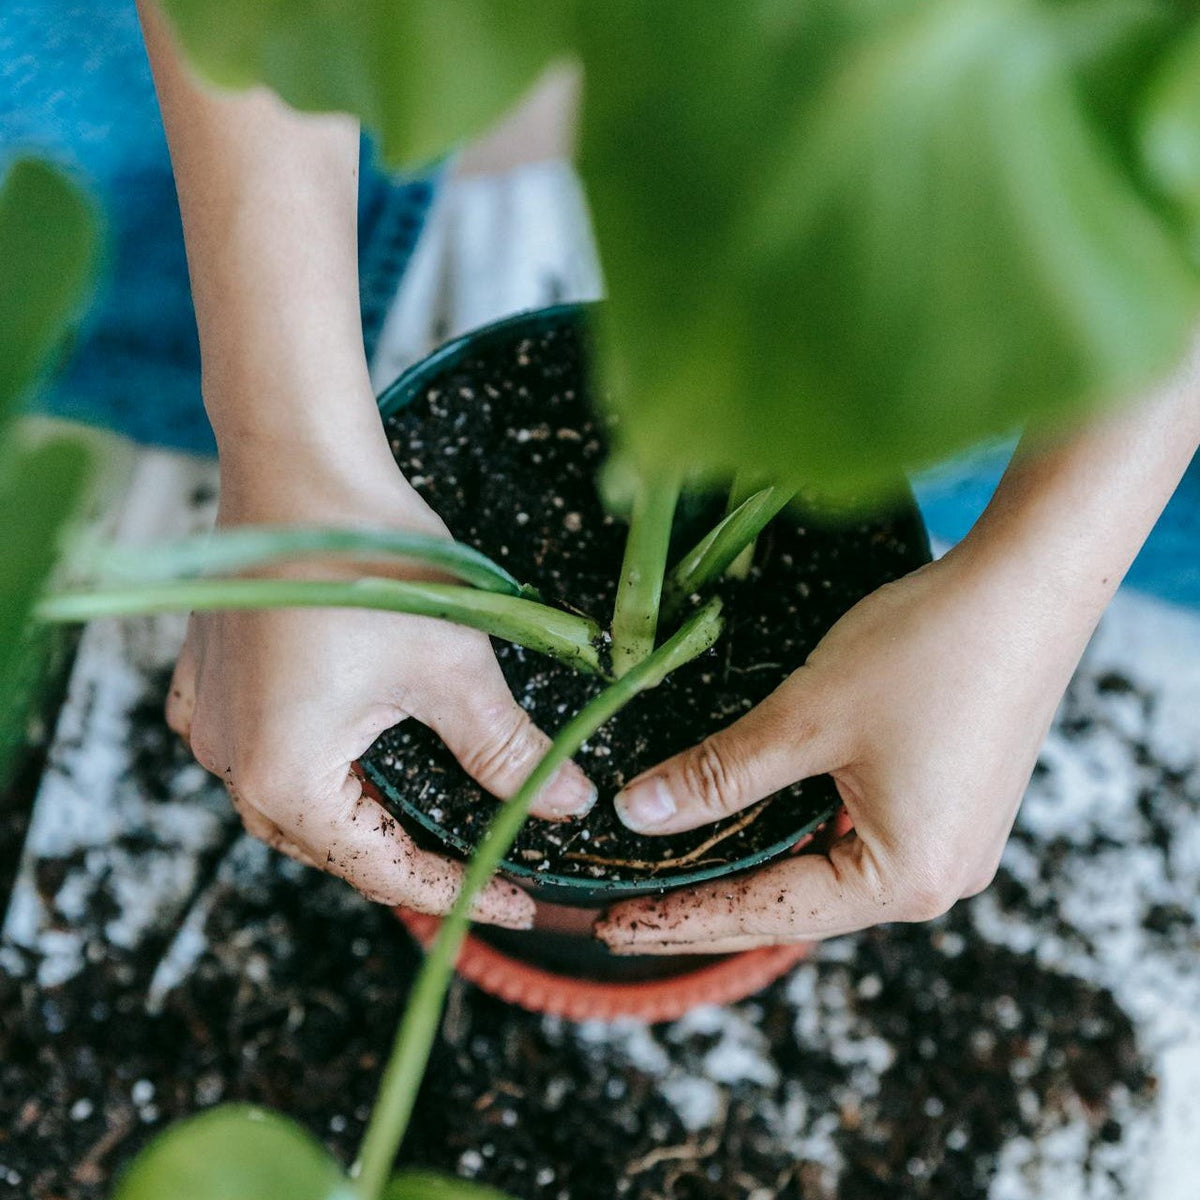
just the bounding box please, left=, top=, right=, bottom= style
left=362, top=766, right=841, bottom=897
left=377, top=302, right=594, bottom=422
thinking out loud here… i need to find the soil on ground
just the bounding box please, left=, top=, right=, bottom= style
left=1, top=609, right=1186, bottom=1199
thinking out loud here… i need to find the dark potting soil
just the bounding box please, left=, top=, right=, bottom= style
left=362, top=321, right=923, bottom=882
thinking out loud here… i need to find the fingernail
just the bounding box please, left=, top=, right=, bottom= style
left=539, top=762, right=598, bottom=819
left=614, top=777, right=677, bottom=831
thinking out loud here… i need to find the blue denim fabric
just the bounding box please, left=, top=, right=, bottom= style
left=1, top=0, right=436, bottom=455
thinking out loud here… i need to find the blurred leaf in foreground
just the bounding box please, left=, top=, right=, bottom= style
left=0, top=159, right=98, bottom=780
left=1140, top=15, right=1200, bottom=261
left=386, top=1170, right=517, bottom=1200
left=114, top=1104, right=354, bottom=1200
left=0, top=158, right=98, bottom=422
left=159, top=0, right=574, bottom=166
left=581, top=0, right=1200, bottom=493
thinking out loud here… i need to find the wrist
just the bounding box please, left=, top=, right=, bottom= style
left=941, top=493, right=1119, bottom=688
left=208, top=365, right=395, bottom=479
left=214, top=409, right=439, bottom=535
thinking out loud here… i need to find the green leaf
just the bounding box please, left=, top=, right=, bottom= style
left=0, top=160, right=98, bottom=782
left=87, top=524, right=531, bottom=597
left=385, top=1171, right=515, bottom=1200
left=0, top=158, right=98, bottom=425
left=39, top=576, right=608, bottom=676
left=662, top=486, right=795, bottom=618
left=1140, top=16, right=1200, bottom=260
left=114, top=1104, right=352, bottom=1200
left=155, top=2, right=1200, bottom=493
left=0, top=439, right=92, bottom=779
left=610, top=473, right=679, bottom=676
left=157, top=0, right=575, bottom=167
left=580, top=0, right=1200, bottom=491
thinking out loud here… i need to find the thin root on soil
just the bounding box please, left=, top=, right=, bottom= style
left=563, top=800, right=773, bottom=873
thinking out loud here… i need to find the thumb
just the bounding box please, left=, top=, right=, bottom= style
left=424, top=658, right=597, bottom=821
left=613, top=666, right=847, bottom=836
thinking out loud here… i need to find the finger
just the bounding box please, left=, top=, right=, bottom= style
left=424, top=656, right=596, bottom=821
left=607, top=933, right=804, bottom=957
left=225, top=783, right=322, bottom=871
left=613, top=667, right=846, bottom=836
left=271, top=772, right=535, bottom=930
left=596, top=831, right=894, bottom=952
left=165, top=638, right=198, bottom=743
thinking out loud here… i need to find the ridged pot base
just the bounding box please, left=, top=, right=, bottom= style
left=393, top=907, right=813, bottom=1023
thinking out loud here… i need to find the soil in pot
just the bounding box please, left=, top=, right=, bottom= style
left=360, top=311, right=928, bottom=899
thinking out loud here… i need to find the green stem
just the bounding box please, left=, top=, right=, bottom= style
left=38, top=577, right=606, bottom=677
left=610, top=475, right=680, bottom=677
left=724, top=474, right=760, bottom=581
left=662, top=486, right=795, bottom=619
left=351, top=598, right=724, bottom=1200
left=79, top=526, right=534, bottom=598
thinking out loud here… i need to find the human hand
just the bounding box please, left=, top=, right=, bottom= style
left=596, top=545, right=1090, bottom=954
left=167, top=442, right=595, bottom=929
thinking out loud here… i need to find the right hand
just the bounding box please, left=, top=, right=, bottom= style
left=167, top=446, right=595, bottom=929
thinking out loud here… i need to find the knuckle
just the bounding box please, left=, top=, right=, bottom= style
left=223, top=789, right=279, bottom=846
left=962, top=865, right=999, bottom=899
left=164, top=693, right=189, bottom=736
left=902, top=877, right=960, bottom=922
left=228, top=752, right=297, bottom=821
left=229, top=761, right=273, bottom=809
left=903, top=888, right=956, bottom=924
left=240, top=808, right=277, bottom=845
left=892, top=854, right=963, bottom=922
left=680, top=738, right=743, bottom=818
left=463, top=708, right=537, bottom=783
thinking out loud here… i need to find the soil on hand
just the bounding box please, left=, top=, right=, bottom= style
left=362, top=320, right=925, bottom=882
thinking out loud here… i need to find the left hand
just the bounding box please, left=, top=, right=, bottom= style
left=594, top=544, right=1088, bottom=955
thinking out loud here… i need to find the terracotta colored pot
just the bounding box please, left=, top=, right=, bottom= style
left=390, top=810, right=855, bottom=1023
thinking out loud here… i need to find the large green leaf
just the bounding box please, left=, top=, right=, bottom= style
left=580, top=0, right=1200, bottom=491
left=158, top=0, right=574, bottom=166
left=114, top=1104, right=353, bottom=1200
left=0, top=160, right=98, bottom=782
left=385, top=1171, right=515, bottom=1200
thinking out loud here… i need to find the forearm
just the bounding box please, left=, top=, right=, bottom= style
left=139, top=2, right=393, bottom=486
left=956, top=335, right=1200, bottom=667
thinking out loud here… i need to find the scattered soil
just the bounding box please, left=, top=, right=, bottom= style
left=1, top=606, right=1185, bottom=1199
left=362, top=320, right=926, bottom=882
left=0, top=840, right=1155, bottom=1200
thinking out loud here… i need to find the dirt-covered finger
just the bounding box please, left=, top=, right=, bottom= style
left=285, top=777, right=535, bottom=929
